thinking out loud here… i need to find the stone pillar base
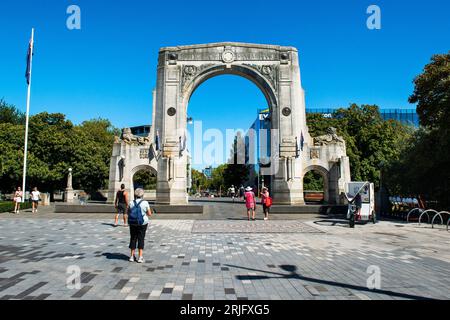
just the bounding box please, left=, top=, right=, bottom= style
left=64, top=189, right=75, bottom=203
left=272, top=180, right=305, bottom=206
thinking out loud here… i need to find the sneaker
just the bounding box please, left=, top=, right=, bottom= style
left=129, top=255, right=135, bottom=262
left=137, top=256, right=145, bottom=264
left=264, top=217, right=268, bottom=221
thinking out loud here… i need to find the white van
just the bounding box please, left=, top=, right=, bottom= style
left=345, top=182, right=376, bottom=227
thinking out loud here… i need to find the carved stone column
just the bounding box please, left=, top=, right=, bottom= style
left=64, top=168, right=75, bottom=203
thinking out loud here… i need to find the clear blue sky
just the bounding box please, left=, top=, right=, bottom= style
left=1, top=0, right=449, bottom=149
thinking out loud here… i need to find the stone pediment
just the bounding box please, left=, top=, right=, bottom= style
left=160, top=42, right=297, bottom=52
left=159, top=42, right=296, bottom=64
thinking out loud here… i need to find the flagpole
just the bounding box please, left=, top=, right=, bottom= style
left=22, top=28, right=34, bottom=202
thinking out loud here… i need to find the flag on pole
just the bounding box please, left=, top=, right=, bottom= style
left=25, top=37, right=34, bottom=85
left=155, top=130, right=160, bottom=151
left=22, top=28, right=34, bottom=202
left=300, top=132, right=305, bottom=151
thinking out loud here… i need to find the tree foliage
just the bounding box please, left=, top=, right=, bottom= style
left=386, top=52, right=450, bottom=209
left=307, top=104, right=413, bottom=189
left=0, top=106, right=117, bottom=194
left=409, top=52, right=450, bottom=130
left=0, top=99, right=25, bottom=125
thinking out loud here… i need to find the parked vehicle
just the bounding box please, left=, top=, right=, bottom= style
left=345, top=182, right=376, bottom=228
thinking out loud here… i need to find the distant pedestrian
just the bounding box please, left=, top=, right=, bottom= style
left=13, top=187, right=23, bottom=214
left=239, top=185, right=245, bottom=200
left=114, top=184, right=129, bottom=227
left=229, top=185, right=236, bottom=200
left=261, top=187, right=272, bottom=221
left=31, top=187, right=41, bottom=214
left=128, top=188, right=153, bottom=264
left=244, top=187, right=256, bottom=221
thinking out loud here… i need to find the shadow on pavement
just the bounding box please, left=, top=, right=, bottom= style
left=102, top=253, right=129, bottom=261
left=225, top=264, right=435, bottom=300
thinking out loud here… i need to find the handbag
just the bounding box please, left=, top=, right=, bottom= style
left=265, top=197, right=273, bottom=208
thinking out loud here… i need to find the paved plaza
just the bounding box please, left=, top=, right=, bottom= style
left=0, top=206, right=449, bottom=301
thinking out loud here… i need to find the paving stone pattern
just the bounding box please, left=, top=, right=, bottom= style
left=0, top=217, right=449, bottom=300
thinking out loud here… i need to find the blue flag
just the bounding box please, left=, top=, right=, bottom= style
left=25, top=38, right=33, bottom=85
left=300, top=132, right=305, bottom=151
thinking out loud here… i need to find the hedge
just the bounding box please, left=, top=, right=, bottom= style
left=0, top=201, right=33, bottom=213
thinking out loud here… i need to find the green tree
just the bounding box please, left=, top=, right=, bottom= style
left=386, top=52, right=450, bottom=209
left=303, top=171, right=324, bottom=191
left=307, top=104, right=412, bottom=188
left=0, top=105, right=117, bottom=196
left=133, top=170, right=157, bottom=190
left=409, top=52, right=450, bottom=130
left=223, top=133, right=250, bottom=188
left=0, top=99, right=25, bottom=125
left=209, top=164, right=228, bottom=192
left=191, top=169, right=208, bottom=193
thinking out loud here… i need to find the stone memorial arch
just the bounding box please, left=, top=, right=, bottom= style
left=152, top=42, right=351, bottom=205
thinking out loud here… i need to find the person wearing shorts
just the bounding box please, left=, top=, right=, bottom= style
left=114, top=184, right=129, bottom=227
left=31, top=187, right=41, bottom=214
left=13, top=187, right=23, bottom=214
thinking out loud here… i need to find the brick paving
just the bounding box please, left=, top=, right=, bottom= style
left=0, top=208, right=449, bottom=300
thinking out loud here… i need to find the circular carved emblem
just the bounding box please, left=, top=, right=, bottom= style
left=184, top=65, right=197, bottom=77
left=282, top=107, right=292, bottom=117
left=222, top=50, right=235, bottom=63
left=262, top=66, right=273, bottom=76
left=167, top=107, right=177, bottom=117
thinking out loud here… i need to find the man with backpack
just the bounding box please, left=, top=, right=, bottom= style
left=128, top=188, right=153, bottom=264
left=114, top=184, right=129, bottom=227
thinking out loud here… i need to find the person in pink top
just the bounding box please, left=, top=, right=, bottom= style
left=244, top=186, right=256, bottom=221
left=260, top=187, right=271, bottom=221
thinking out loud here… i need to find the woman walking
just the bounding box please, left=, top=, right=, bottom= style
left=261, top=187, right=272, bottom=221
left=31, top=187, right=41, bottom=214
left=128, top=188, right=153, bottom=263
left=244, top=186, right=256, bottom=221
left=13, top=187, right=23, bottom=214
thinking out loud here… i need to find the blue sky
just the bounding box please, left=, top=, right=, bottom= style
left=1, top=0, right=449, bottom=159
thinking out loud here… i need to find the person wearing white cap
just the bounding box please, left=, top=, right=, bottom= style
left=244, top=186, right=256, bottom=221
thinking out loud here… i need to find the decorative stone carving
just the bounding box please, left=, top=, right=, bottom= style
left=181, top=64, right=215, bottom=92
left=140, top=148, right=150, bottom=159
left=222, top=50, right=235, bottom=63
left=282, top=107, right=292, bottom=117
left=120, top=128, right=151, bottom=146
left=183, top=65, right=198, bottom=81
left=313, top=127, right=345, bottom=146
left=243, top=64, right=279, bottom=92
left=310, top=148, right=321, bottom=159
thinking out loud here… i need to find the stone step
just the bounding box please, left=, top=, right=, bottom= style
left=54, top=204, right=204, bottom=214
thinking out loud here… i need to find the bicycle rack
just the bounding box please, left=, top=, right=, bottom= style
left=418, top=209, right=439, bottom=226
left=432, top=211, right=450, bottom=229
left=407, top=208, right=424, bottom=223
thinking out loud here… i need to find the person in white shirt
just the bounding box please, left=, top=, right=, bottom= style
left=31, top=187, right=41, bottom=214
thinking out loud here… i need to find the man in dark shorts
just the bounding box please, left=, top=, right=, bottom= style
left=114, top=184, right=129, bottom=227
